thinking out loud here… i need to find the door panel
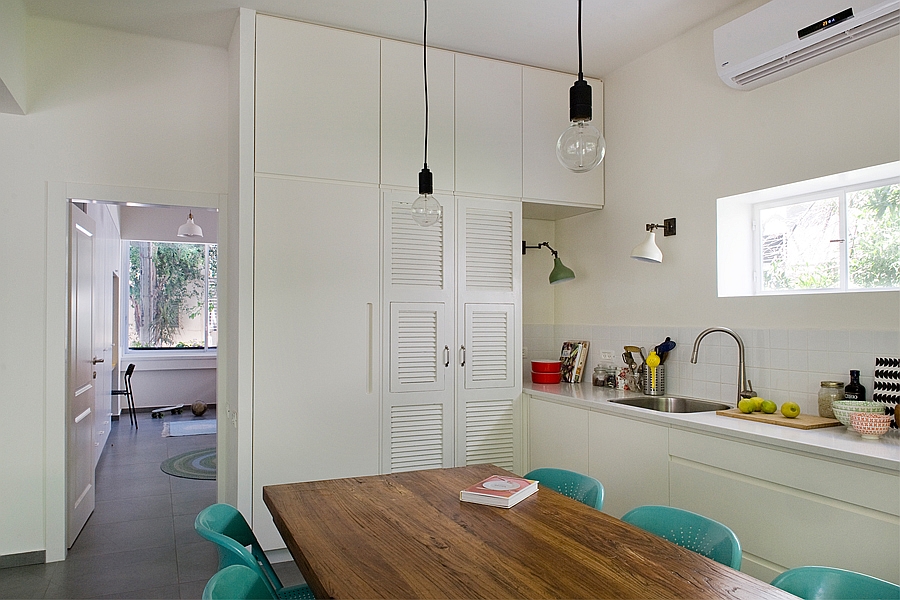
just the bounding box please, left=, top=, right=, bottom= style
left=382, top=191, right=455, bottom=472
left=68, top=205, right=96, bottom=548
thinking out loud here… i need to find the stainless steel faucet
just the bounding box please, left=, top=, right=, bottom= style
left=690, top=327, right=756, bottom=405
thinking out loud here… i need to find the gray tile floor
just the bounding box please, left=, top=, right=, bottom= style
left=0, top=409, right=303, bottom=599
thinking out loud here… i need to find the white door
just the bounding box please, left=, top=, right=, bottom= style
left=382, top=191, right=456, bottom=473
left=68, top=205, right=97, bottom=548
left=455, top=196, right=522, bottom=470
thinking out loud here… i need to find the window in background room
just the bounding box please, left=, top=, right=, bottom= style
left=127, top=241, right=218, bottom=351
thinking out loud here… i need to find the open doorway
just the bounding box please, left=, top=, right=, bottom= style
left=53, top=184, right=224, bottom=561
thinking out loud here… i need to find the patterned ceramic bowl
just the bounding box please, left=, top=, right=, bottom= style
left=850, top=412, right=892, bottom=439
left=831, top=401, right=883, bottom=429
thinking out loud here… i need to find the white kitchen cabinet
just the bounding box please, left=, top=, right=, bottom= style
left=527, top=396, right=589, bottom=474
left=253, top=176, right=381, bottom=549
left=382, top=191, right=521, bottom=473
left=455, top=54, right=523, bottom=198
left=381, top=39, right=454, bottom=191
left=588, top=412, right=668, bottom=518
left=255, top=16, right=380, bottom=184
left=522, top=67, right=604, bottom=208
left=669, top=429, right=900, bottom=584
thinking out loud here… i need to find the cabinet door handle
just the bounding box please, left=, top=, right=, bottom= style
left=459, top=345, right=466, bottom=367
left=444, top=345, right=450, bottom=368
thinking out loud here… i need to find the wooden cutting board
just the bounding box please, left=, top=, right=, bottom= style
left=716, top=408, right=843, bottom=429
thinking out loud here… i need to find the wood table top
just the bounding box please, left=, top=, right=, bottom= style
left=263, top=464, right=793, bottom=599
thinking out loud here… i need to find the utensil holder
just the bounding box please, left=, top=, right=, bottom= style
left=642, top=364, right=665, bottom=396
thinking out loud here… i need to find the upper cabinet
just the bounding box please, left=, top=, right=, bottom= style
left=455, top=54, right=523, bottom=199
left=523, top=67, right=604, bottom=209
left=381, top=40, right=455, bottom=192
left=255, top=16, right=381, bottom=184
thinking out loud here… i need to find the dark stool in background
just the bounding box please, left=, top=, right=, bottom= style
left=111, top=363, right=138, bottom=428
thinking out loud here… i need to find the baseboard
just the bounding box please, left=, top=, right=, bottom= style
left=0, top=550, right=45, bottom=569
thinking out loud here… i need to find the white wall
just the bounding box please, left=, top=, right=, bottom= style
left=0, top=16, right=227, bottom=560
left=120, top=205, right=218, bottom=243
left=551, top=1, right=899, bottom=332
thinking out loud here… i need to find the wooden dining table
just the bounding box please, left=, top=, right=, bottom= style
left=263, top=464, right=793, bottom=599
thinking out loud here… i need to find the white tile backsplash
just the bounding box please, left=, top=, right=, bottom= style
left=525, top=324, right=891, bottom=417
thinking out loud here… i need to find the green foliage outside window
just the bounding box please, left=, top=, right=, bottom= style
left=129, top=241, right=211, bottom=349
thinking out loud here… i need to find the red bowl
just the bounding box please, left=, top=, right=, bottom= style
left=531, top=370, right=562, bottom=384
left=531, top=360, right=562, bottom=373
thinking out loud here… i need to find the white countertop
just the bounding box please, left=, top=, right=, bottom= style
left=524, top=380, right=900, bottom=472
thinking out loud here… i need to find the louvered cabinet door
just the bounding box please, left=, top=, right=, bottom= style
left=382, top=191, right=455, bottom=473
left=455, top=197, right=522, bottom=470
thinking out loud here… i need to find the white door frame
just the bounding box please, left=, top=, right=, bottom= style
left=45, top=182, right=224, bottom=561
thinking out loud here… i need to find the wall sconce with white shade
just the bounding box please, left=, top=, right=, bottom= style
left=631, top=218, right=676, bottom=263
left=177, top=211, right=203, bottom=238
left=523, top=241, right=576, bottom=284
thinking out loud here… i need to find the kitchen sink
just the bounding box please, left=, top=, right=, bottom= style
left=611, top=396, right=732, bottom=413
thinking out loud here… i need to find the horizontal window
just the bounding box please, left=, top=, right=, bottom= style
left=717, top=162, right=899, bottom=297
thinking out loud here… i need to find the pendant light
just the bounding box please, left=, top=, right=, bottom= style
left=411, top=0, right=442, bottom=227
left=557, top=0, right=605, bottom=173
left=177, top=210, right=203, bottom=238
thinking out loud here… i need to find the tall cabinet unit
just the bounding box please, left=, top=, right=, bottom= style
left=249, top=13, right=591, bottom=549
left=252, top=16, right=382, bottom=549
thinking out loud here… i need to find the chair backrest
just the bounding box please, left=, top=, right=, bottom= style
left=523, top=468, right=604, bottom=511
left=124, top=363, right=135, bottom=378
left=770, top=566, right=900, bottom=600
left=194, top=504, right=284, bottom=598
left=621, top=505, right=742, bottom=570
left=203, top=565, right=276, bottom=600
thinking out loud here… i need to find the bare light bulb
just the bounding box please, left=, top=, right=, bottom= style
left=557, top=120, right=605, bottom=173
left=411, top=165, right=442, bottom=227
left=411, top=193, right=442, bottom=227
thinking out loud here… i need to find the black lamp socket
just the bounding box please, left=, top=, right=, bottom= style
left=569, top=79, right=592, bottom=122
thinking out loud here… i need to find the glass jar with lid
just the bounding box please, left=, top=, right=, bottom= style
left=592, top=366, right=606, bottom=386
left=818, top=381, right=844, bottom=418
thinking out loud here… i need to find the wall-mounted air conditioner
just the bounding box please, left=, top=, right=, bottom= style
left=714, top=0, right=899, bottom=90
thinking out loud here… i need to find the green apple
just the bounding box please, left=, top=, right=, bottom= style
left=781, top=402, right=801, bottom=418
left=761, top=400, right=777, bottom=414
left=738, top=399, right=755, bottom=414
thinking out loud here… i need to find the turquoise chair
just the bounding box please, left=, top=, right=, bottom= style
left=523, top=468, right=604, bottom=511
left=195, top=504, right=315, bottom=600
left=621, top=505, right=742, bottom=570
left=770, top=566, right=900, bottom=599
left=203, top=565, right=277, bottom=600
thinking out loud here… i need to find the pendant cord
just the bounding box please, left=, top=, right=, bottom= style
left=577, top=0, right=584, bottom=80
left=423, top=0, right=429, bottom=168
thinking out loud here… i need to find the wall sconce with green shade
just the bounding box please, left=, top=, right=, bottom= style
left=523, top=241, right=576, bottom=284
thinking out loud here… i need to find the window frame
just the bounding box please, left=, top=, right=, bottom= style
left=122, top=239, right=218, bottom=357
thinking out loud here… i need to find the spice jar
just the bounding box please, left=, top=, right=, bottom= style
left=592, top=366, right=606, bottom=386
left=818, top=381, right=844, bottom=419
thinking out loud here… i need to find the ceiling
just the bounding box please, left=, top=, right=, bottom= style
left=23, top=0, right=752, bottom=78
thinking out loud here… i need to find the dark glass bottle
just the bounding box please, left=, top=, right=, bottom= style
left=844, top=370, right=866, bottom=402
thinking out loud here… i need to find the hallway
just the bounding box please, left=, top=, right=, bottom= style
left=0, top=408, right=298, bottom=599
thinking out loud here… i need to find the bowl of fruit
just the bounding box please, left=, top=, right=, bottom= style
left=831, top=400, right=884, bottom=429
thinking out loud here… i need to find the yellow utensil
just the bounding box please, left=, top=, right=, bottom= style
left=646, top=350, right=660, bottom=390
